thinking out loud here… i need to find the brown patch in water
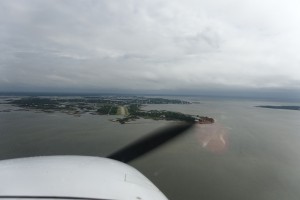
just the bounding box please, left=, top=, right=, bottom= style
left=195, top=123, right=229, bottom=154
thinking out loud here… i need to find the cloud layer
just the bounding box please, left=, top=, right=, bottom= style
left=1, top=0, right=300, bottom=93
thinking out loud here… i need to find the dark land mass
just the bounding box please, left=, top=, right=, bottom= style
left=6, top=96, right=214, bottom=124
left=256, top=105, right=300, bottom=111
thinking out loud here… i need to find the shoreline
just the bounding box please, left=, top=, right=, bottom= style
left=7, top=96, right=214, bottom=125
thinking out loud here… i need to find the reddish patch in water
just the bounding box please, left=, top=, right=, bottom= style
left=195, top=123, right=229, bottom=154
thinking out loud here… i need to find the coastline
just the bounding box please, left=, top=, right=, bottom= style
left=6, top=96, right=214, bottom=124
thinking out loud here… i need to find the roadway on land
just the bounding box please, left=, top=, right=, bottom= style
left=117, top=106, right=129, bottom=116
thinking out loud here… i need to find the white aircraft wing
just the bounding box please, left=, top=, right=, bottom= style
left=0, top=156, right=168, bottom=200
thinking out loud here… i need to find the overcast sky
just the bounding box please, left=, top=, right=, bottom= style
left=1, top=0, right=300, bottom=95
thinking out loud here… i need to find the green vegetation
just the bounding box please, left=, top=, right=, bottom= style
left=8, top=96, right=213, bottom=124
left=118, top=104, right=195, bottom=123
left=97, top=105, right=118, bottom=115
left=127, top=104, right=140, bottom=114
left=145, top=110, right=195, bottom=122
left=256, top=105, right=300, bottom=111
left=12, top=98, right=59, bottom=109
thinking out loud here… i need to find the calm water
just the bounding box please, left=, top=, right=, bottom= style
left=1, top=96, right=300, bottom=200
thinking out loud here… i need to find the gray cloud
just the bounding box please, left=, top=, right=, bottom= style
left=0, top=0, right=300, bottom=94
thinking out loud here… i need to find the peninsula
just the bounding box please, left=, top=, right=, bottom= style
left=256, top=105, right=300, bottom=111
left=7, top=96, right=214, bottom=124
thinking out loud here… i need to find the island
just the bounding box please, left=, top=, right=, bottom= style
left=7, top=96, right=214, bottom=124
left=256, top=105, right=300, bottom=111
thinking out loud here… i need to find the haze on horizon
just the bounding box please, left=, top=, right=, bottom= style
left=0, top=0, right=300, bottom=98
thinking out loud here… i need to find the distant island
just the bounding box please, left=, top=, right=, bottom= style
left=6, top=96, right=214, bottom=124
left=256, top=105, right=300, bottom=111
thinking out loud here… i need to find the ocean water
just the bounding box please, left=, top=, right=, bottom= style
left=0, top=96, right=300, bottom=200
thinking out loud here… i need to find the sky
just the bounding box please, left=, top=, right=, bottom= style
left=0, top=0, right=300, bottom=97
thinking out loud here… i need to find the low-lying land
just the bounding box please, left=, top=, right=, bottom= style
left=6, top=96, right=214, bottom=124
left=256, top=105, right=300, bottom=111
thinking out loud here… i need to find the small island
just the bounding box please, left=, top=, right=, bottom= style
left=8, top=96, right=214, bottom=124
left=256, top=105, right=300, bottom=111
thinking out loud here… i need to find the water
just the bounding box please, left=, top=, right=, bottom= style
left=1, top=97, right=300, bottom=200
